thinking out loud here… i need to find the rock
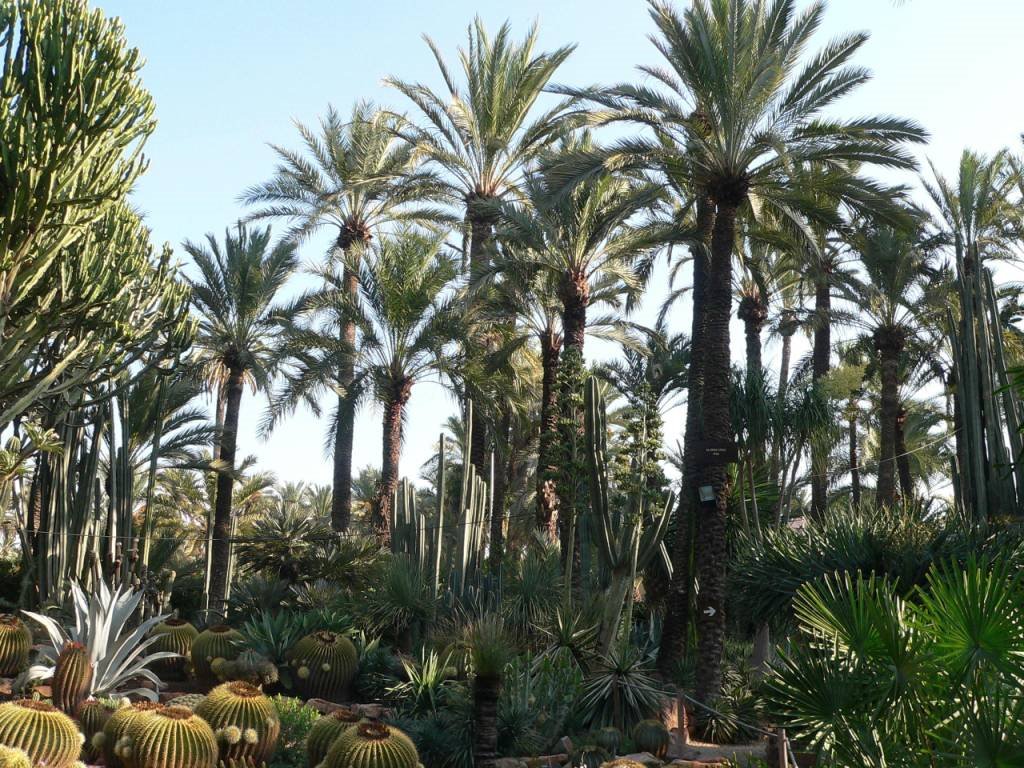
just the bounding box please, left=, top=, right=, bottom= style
left=622, top=753, right=664, bottom=767
left=557, top=736, right=574, bottom=755
left=492, top=759, right=528, bottom=768
left=524, top=754, right=569, bottom=767
left=304, top=698, right=389, bottom=720
left=666, top=732, right=689, bottom=760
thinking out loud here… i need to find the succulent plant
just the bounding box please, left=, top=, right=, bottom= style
left=592, top=726, right=622, bottom=755
left=167, top=693, right=208, bottom=710
left=599, top=760, right=645, bottom=768
left=149, top=619, right=198, bottom=680
left=51, top=641, right=94, bottom=715
left=322, top=721, right=418, bottom=768
left=630, top=719, right=669, bottom=759
left=287, top=631, right=358, bottom=702
left=212, top=649, right=279, bottom=687
left=195, top=681, right=280, bottom=766
left=0, top=699, right=83, bottom=768
left=100, top=700, right=165, bottom=768
left=193, top=625, right=244, bottom=683
left=0, top=745, right=31, bottom=768
left=305, top=706, right=362, bottom=768
left=77, top=698, right=116, bottom=763
left=572, top=745, right=611, bottom=768
left=0, top=616, right=31, bottom=677
left=123, top=705, right=218, bottom=768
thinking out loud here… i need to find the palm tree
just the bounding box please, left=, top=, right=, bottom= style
left=334, top=228, right=461, bottom=541
left=243, top=102, right=445, bottom=532
left=385, top=18, right=577, bottom=475
left=184, top=223, right=296, bottom=618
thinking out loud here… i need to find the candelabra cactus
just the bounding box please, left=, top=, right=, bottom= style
left=123, top=706, right=218, bottom=768
left=305, top=706, right=361, bottom=768
left=149, top=619, right=198, bottom=680
left=52, top=641, right=94, bottom=715
left=322, top=721, right=418, bottom=768
left=212, top=649, right=279, bottom=687
left=0, top=746, right=31, bottom=768
left=195, top=681, right=280, bottom=766
left=77, top=699, right=116, bottom=763
left=99, top=701, right=164, bottom=768
left=0, top=700, right=83, bottom=768
left=630, top=719, right=669, bottom=759
left=192, top=625, right=243, bottom=683
left=0, top=616, right=31, bottom=676
left=287, top=631, right=358, bottom=702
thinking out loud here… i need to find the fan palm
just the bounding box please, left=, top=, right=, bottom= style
left=243, top=102, right=445, bottom=532
left=184, top=223, right=296, bottom=618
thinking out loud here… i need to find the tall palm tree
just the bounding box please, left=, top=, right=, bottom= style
left=385, top=18, right=577, bottom=475
left=185, top=223, right=296, bottom=618
left=243, top=103, right=445, bottom=532
left=333, top=228, right=461, bottom=541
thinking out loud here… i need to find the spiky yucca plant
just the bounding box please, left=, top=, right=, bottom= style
left=195, top=681, right=280, bottom=766
left=0, top=616, right=31, bottom=676
left=630, top=720, right=669, bottom=759
left=192, top=625, right=244, bottom=683
left=322, top=721, right=418, bottom=768
left=77, top=699, right=115, bottom=763
left=124, top=706, right=218, bottom=768
left=305, top=706, right=361, bottom=768
left=149, top=619, right=198, bottom=680
left=52, top=641, right=93, bottom=715
left=99, top=701, right=164, bottom=768
left=288, top=631, right=358, bottom=702
left=0, top=700, right=82, bottom=768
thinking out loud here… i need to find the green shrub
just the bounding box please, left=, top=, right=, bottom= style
left=267, top=695, right=319, bottom=768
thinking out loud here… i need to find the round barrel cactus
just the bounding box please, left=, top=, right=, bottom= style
left=166, top=693, right=207, bottom=711
left=599, top=760, right=646, bottom=768
left=288, top=631, right=358, bottom=702
left=150, top=619, right=199, bottom=680
left=305, top=706, right=361, bottom=768
left=100, top=701, right=165, bottom=768
left=195, top=681, right=280, bottom=766
left=0, top=745, right=31, bottom=768
left=125, top=705, right=218, bottom=768
left=322, top=721, right=418, bottom=768
left=77, top=699, right=116, bottom=763
left=52, top=641, right=94, bottom=715
left=0, top=699, right=83, bottom=768
left=0, top=615, right=31, bottom=676
left=212, top=649, right=279, bottom=688
left=593, top=726, right=622, bottom=755
left=630, top=719, right=670, bottom=758
left=192, top=625, right=243, bottom=683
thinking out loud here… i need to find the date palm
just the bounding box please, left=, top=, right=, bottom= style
left=243, top=102, right=445, bottom=532
left=184, top=223, right=296, bottom=618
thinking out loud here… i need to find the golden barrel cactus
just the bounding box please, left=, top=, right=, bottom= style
left=0, top=699, right=83, bottom=768
left=192, top=625, right=243, bottom=683
left=195, top=681, right=280, bottom=766
left=288, top=631, right=358, bottom=703
left=630, top=719, right=670, bottom=759
left=0, top=745, right=31, bottom=768
left=52, top=641, right=94, bottom=715
left=322, top=721, right=418, bottom=768
left=77, top=699, right=115, bottom=763
left=166, top=693, right=207, bottom=711
left=305, top=706, right=361, bottom=768
left=124, top=706, right=218, bottom=768
left=0, top=616, right=31, bottom=677
left=100, top=701, right=164, bottom=768
left=149, top=619, right=199, bottom=680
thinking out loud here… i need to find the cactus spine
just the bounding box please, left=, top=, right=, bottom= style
left=100, top=701, right=164, bottom=768
left=77, top=699, right=115, bottom=763
left=0, top=616, right=31, bottom=677
left=192, top=625, right=243, bottom=683
left=51, top=642, right=94, bottom=716
left=124, top=706, right=218, bottom=768
left=288, top=631, right=358, bottom=703
left=305, top=707, right=361, bottom=768
left=0, top=700, right=82, bottom=768
left=322, top=721, right=418, bottom=768
left=195, top=681, right=280, bottom=766
left=150, top=619, right=198, bottom=680
left=630, top=719, right=669, bottom=759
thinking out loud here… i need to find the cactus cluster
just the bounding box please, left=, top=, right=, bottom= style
left=0, top=699, right=83, bottom=768
left=77, top=699, right=115, bottom=763
left=305, top=707, right=361, bottom=768
left=100, top=701, right=165, bottom=768
left=0, top=745, right=32, bottom=768
left=288, top=631, right=358, bottom=703
left=0, top=616, right=31, bottom=677
left=213, top=649, right=279, bottom=687
left=167, top=693, right=207, bottom=710
left=150, top=619, right=199, bottom=680
left=322, top=721, right=418, bottom=768
left=52, top=641, right=94, bottom=715
left=195, top=681, right=280, bottom=766
left=193, top=625, right=244, bottom=683
left=123, top=705, right=218, bottom=768
left=630, top=720, right=669, bottom=759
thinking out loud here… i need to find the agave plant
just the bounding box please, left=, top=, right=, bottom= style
left=20, top=581, right=176, bottom=700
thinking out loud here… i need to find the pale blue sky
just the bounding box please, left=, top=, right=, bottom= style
left=95, top=0, right=1024, bottom=487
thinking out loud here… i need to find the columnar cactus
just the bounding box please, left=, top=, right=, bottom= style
left=100, top=701, right=165, bottom=768
left=150, top=619, right=199, bottom=680
left=77, top=699, right=115, bottom=763
left=305, top=706, right=361, bottom=768
left=0, top=616, right=31, bottom=676
left=52, top=641, right=94, bottom=715
left=124, top=706, right=218, bottom=768
left=630, top=720, right=669, bottom=759
left=288, top=631, right=358, bottom=702
left=0, top=699, right=83, bottom=768
left=0, top=745, right=31, bottom=768
left=195, top=681, right=280, bottom=766
left=192, top=625, right=243, bottom=683
left=167, top=694, right=207, bottom=711
left=322, top=721, right=418, bottom=768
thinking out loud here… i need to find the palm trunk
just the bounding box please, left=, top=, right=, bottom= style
left=849, top=405, right=861, bottom=506
left=896, top=407, right=913, bottom=502
left=331, top=240, right=362, bottom=532
left=375, top=379, right=412, bottom=544
left=208, top=365, right=244, bottom=620
left=489, top=408, right=511, bottom=571
left=738, top=296, right=766, bottom=379
left=658, top=196, right=714, bottom=677
left=212, top=384, right=226, bottom=462
left=467, top=203, right=497, bottom=478
left=536, top=330, right=562, bottom=537
left=472, top=675, right=500, bottom=768
left=875, top=332, right=902, bottom=507
left=692, top=198, right=738, bottom=707
left=810, top=281, right=831, bottom=517
left=560, top=271, right=589, bottom=354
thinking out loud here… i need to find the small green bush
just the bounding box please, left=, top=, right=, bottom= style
left=267, top=695, right=320, bottom=768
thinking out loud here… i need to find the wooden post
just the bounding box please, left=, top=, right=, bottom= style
left=777, top=727, right=789, bottom=767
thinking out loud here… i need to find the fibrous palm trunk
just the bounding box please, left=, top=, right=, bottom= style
left=875, top=332, right=902, bottom=507
left=331, top=238, right=363, bottom=532
left=849, top=406, right=861, bottom=507
left=560, top=271, right=589, bottom=355
left=896, top=407, right=913, bottom=502
left=208, top=365, right=244, bottom=619
left=810, top=280, right=831, bottom=516
left=472, top=675, right=500, bottom=768
left=489, top=408, right=511, bottom=571
left=467, top=203, right=497, bottom=478
left=536, top=330, right=562, bottom=537
left=375, top=379, right=412, bottom=544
